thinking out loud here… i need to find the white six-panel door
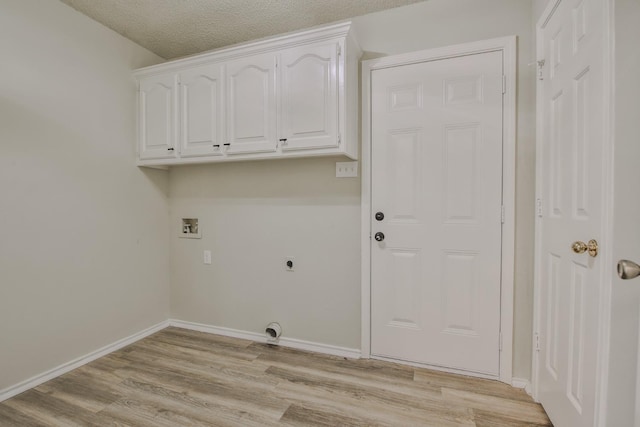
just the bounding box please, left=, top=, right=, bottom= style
left=370, top=51, right=504, bottom=376
left=536, top=0, right=605, bottom=425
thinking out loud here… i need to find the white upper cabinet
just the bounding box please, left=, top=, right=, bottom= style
left=179, top=64, right=224, bottom=158
left=280, top=41, right=339, bottom=151
left=225, top=53, right=278, bottom=155
left=134, top=22, right=360, bottom=166
left=138, top=73, right=177, bottom=160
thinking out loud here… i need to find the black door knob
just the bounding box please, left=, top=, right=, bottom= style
left=375, top=212, right=384, bottom=221
left=374, top=232, right=385, bottom=242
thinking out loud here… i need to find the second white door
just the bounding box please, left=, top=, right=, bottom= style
left=371, top=51, right=504, bottom=375
left=535, top=0, right=605, bottom=425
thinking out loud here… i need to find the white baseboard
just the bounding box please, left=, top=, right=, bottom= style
left=0, top=320, right=169, bottom=403
left=169, top=319, right=361, bottom=359
left=1, top=319, right=360, bottom=403
left=512, top=377, right=533, bottom=396
left=0, top=316, right=526, bottom=405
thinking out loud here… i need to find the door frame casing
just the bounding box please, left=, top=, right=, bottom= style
left=360, top=36, right=517, bottom=384
left=531, top=1, right=615, bottom=424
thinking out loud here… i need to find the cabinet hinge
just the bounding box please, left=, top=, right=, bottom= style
left=338, top=134, right=342, bottom=146
left=536, top=198, right=543, bottom=218
left=502, top=75, right=507, bottom=94
left=499, top=332, right=503, bottom=351
left=501, top=205, right=505, bottom=224
left=337, top=43, right=342, bottom=57
left=535, top=332, right=541, bottom=352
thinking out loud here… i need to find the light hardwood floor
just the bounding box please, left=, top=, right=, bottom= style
left=0, top=327, right=552, bottom=426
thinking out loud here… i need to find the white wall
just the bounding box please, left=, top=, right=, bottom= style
left=169, top=160, right=361, bottom=348
left=532, top=0, right=551, bottom=24
left=0, top=0, right=169, bottom=392
left=169, top=0, right=536, bottom=378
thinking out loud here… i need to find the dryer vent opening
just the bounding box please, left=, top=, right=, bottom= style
left=265, top=322, right=282, bottom=341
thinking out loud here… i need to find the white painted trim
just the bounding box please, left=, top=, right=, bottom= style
left=0, top=320, right=169, bottom=403
left=360, top=51, right=372, bottom=360
left=531, top=0, right=563, bottom=401
left=500, top=36, right=518, bottom=385
left=595, top=0, right=615, bottom=425
left=360, top=36, right=517, bottom=385
left=512, top=378, right=533, bottom=396
left=361, top=36, right=516, bottom=72
left=169, top=319, right=361, bottom=359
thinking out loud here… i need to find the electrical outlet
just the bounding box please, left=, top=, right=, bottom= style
left=336, top=161, right=358, bottom=178
left=204, top=250, right=211, bottom=265
left=284, top=256, right=295, bottom=271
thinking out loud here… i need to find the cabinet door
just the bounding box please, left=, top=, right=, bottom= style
left=179, top=64, right=224, bottom=158
left=139, top=74, right=178, bottom=160
left=226, top=53, right=278, bottom=154
left=280, top=42, right=339, bottom=151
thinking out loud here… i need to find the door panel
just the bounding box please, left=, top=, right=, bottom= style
left=139, top=74, right=177, bottom=160
left=371, top=51, right=504, bottom=376
left=179, top=64, right=224, bottom=158
left=442, top=250, right=479, bottom=336
left=443, top=124, right=480, bottom=224
left=280, top=42, right=339, bottom=151
left=226, top=54, right=277, bottom=154
left=536, top=0, right=604, bottom=425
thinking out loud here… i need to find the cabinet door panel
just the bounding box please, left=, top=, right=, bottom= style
left=180, top=64, right=224, bottom=158
left=280, top=42, right=339, bottom=151
left=139, top=74, right=177, bottom=160
left=226, top=54, right=277, bottom=154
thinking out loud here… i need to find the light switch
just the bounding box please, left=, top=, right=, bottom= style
left=204, top=250, right=212, bottom=265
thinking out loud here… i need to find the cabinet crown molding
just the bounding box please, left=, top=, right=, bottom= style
left=134, top=21, right=358, bottom=78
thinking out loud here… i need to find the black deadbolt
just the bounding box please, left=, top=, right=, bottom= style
left=375, top=212, right=384, bottom=221
left=374, top=232, right=385, bottom=242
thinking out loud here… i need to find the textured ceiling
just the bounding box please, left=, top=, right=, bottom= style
left=59, top=0, right=426, bottom=59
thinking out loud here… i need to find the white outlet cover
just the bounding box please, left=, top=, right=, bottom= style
left=336, top=161, right=358, bottom=178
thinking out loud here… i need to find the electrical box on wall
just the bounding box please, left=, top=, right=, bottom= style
left=336, top=161, right=358, bottom=178
left=179, top=218, right=201, bottom=239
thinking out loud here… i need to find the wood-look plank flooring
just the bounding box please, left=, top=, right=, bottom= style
left=0, top=327, right=552, bottom=426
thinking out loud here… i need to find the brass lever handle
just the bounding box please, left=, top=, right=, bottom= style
left=571, top=239, right=598, bottom=257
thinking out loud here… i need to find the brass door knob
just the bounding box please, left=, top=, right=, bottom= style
left=571, top=239, right=598, bottom=257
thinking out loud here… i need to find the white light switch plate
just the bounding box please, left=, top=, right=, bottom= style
left=204, top=250, right=212, bottom=265
left=336, top=161, right=358, bottom=178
